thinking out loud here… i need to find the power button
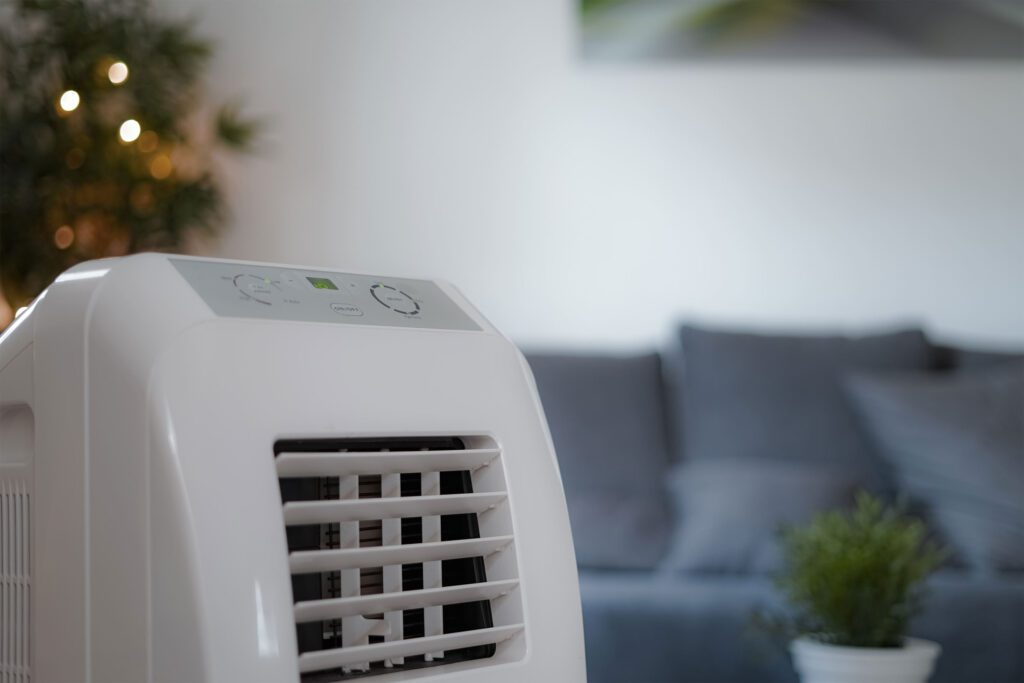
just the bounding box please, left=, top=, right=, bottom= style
left=330, top=302, right=364, bottom=317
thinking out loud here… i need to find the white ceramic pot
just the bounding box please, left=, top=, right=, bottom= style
left=791, top=636, right=941, bottom=683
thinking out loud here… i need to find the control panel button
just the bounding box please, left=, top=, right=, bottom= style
left=233, top=274, right=280, bottom=305
left=370, top=283, right=421, bottom=315
left=330, top=302, right=364, bottom=317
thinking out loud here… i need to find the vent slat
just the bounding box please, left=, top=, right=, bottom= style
left=289, top=536, right=513, bottom=574
left=297, top=624, right=524, bottom=673
left=275, top=448, right=499, bottom=477
left=294, top=579, right=519, bottom=623
left=283, top=492, right=507, bottom=525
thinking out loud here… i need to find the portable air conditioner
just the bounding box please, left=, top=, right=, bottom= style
left=0, top=253, right=586, bottom=683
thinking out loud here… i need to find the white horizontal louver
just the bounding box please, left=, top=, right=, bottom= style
left=282, top=492, right=507, bottom=525
left=294, top=579, right=520, bottom=623
left=288, top=536, right=515, bottom=574
left=297, top=625, right=523, bottom=673
left=275, top=449, right=500, bottom=478
left=275, top=439, right=522, bottom=679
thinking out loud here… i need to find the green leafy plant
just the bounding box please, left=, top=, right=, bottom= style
left=775, top=492, right=946, bottom=648
left=0, top=0, right=258, bottom=317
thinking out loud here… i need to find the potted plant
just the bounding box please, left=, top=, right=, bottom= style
left=778, top=493, right=947, bottom=683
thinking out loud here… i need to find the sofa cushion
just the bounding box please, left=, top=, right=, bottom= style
left=671, top=324, right=931, bottom=479
left=848, top=364, right=1024, bottom=572
left=913, top=571, right=1024, bottom=683
left=662, top=459, right=861, bottom=574
left=527, top=352, right=672, bottom=569
left=578, top=570, right=1024, bottom=683
left=578, top=571, right=794, bottom=683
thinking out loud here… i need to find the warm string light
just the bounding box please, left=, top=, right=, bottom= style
left=119, top=119, right=141, bottom=143
left=59, top=61, right=146, bottom=150
left=149, top=154, right=173, bottom=179
left=56, top=61, right=170, bottom=195
left=108, top=61, right=129, bottom=84
left=53, top=225, right=75, bottom=249
left=59, top=89, right=80, bottom=112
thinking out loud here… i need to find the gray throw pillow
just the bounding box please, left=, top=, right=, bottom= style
left=661, top=459, right=862, bottom=574
left=671, top=325, right=931, bottom=484
left=847, top=365, right=1024, bottom=572
left=527, top=352, right=672, bottom=569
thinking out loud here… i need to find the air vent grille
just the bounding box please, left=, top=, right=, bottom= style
left=275, top=437, right=523, bottom=680
left=1, top=481, right=30, bottom=683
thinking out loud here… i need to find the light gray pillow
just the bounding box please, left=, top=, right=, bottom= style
left=847, top=364, right=1024, bottom=573
left=661, top=459, right=862, bottom=574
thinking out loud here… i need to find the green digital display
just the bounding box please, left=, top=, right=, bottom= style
left=307, top=276, right=338, bottom=290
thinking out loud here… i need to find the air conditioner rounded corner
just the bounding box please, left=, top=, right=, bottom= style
left=429, top=278, right=498, bottom=334
left=0, top=290, right=44, bottom=352
left=59, top=254, right=123, bottom=276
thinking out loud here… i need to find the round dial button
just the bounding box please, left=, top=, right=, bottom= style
left=233, top=274, right=280, bottom=305
left=370, top=283, right=420, bottom=315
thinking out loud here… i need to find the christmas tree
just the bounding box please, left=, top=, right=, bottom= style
left=0, top=0, right=257, bottom=323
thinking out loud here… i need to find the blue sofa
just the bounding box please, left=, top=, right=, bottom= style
left=526, top=329, right=1024, bottom=683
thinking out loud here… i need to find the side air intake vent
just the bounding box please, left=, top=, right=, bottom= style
left=1, top=481, right=30, bottom=683
left=275, top=437, right=523, bottom=680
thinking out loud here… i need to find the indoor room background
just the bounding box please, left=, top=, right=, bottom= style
left=174, top=0, right=1023, bottom=351
left=3, top=2, right=1023, bottom=683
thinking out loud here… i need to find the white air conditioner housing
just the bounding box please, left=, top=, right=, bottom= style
left=0, top=254, right=585, bottom=683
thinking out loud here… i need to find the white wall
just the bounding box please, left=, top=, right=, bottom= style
left=178, top=0, right=1024, bottom=350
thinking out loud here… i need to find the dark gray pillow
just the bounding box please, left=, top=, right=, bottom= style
left=527, top=352, right=672, bottom=569
left=848, top=365, right=1024, bottom=572
left=672, top=325, right=931, bottom=481
left=661, top=459, right=861, bottom=574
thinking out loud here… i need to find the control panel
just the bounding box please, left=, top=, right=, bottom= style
left=170, top=258, right=480, bottom=331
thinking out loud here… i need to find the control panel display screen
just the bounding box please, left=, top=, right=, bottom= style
left=306, top=276, right=338, bottom=290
